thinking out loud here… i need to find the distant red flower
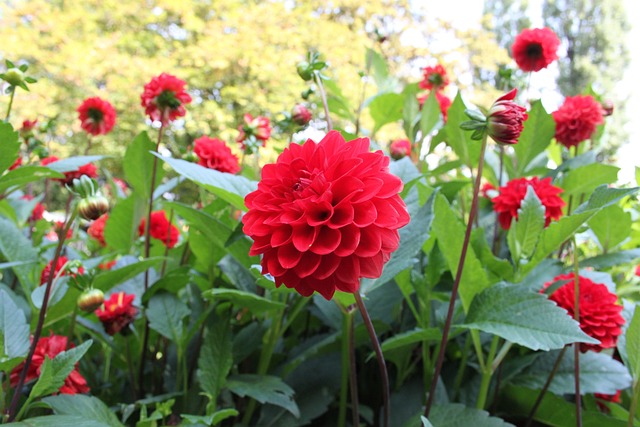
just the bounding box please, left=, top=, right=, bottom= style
left=22, top=119, right=37, bottom=132
left=487, top=88, right=528, bottom=145
left=236, top=114, right=272, bottom=150
left=77, top=97, right=116, bottom=136
left=9, top=157, right=22, bottom=170
left=511, top=27, right=560, bottom=72
left=543, top=273, right=624, bottom=352
left=10, top=334, right=89, bottom=395
left=480, top=182, right=497, bottom=199
left=140, top=73, right=192, bottom=124
left=96, top=292, right=138, bottom=335
left=389, top=139, right=411, bottom=160
left=552, top=95, right=605, bottom=149
left=40, top=256, right=84, bottom=286
left=87, top=214, right=108, bottom=246
left=98, top=259, right=117, bottom=270
left=596, top=390, right=622, bottom=411
left=21, top=194, right=45, bottom=221
left=45, top=221, right=74, bottom=242
left=242, top=131, right=410, bottom=300
left=194, top=136, right=240, bottom=174
left=292, top=104, right=312, bottom=125
left=138, top=210, right=180, bottom=248
left=419, top=64, right=449, bottom=91
left=492, top=177, right=565, bottom=230
left=41, top=156, right=98, bottom=186
left=635, top=265, right=640, bottom=277
left=418, top=91, right=452, bottom=123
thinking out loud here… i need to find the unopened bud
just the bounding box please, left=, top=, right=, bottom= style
left=601, top=100, right=614, bottom=117
left=296, top=61, right=313, bottom=81
left=77, top=288, right=104, bottom=312
left=78, top=195, right=110, bottom=220
left=292, top=104, right=312, bottom=125
left=184, top=151, right=199, bottom=163
left=2, top=68, right=25, bottom=87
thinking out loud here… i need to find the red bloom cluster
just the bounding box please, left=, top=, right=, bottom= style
left=77, top=97, right=116, bottom=136
left=418, top=91, right=452, bottom=123
left=236, top=113, right=272, bottom=150
left=96, top=292, right=138, bottom=335
left=10, top=334, right=90, bottom=395
left=243, top=131, right=410, bottom=300
left=41, top=156, right=98, bottom=186
left=87, top=214, right=108, bottom=246
left=140, top=73, right=192, bottom=124
left=511, top=27, right=560, bottom=72
left=21, top=194, right=45, bottom=221
left=194, top=136, right=240, bottom=174
left=40, top=256, right=84, bottom=286
left=138, top=210, right=180, bottom=248
left=292, top=104, right=312, bottom=125
left=389, top=139, right=411, bottom=160
left=492, top=177, right=565, bottom=230
left=552, top=95, right=605, bottom=149
left=487, top=89, right=528, bottom=145
left=419, top=64, right=449, bottom=91
left=543, top=273, right=624, bottom=352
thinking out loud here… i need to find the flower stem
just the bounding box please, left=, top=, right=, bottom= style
left=629, top=379, right=640, bottom=427
left=354, top=292, right=389, bottom=427
left=524, top=346, right=568, bottom=427
left=5, top=88, right=15, bottom=122
left=572, top=238, right=582, bottom=427
left=476, top=335, right=500, bottom=409
left=313, top=70, right=333, bottom=131
left=339, top=308, right=359, bottom=427
left=7, top=208, right=77, bottom=422
left=424, top=132, right=489, bottom=418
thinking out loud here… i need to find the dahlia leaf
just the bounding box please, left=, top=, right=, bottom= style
left=440, top=93, right=482, bottom=169
left=588, top=204, right=632, bottom=251
left=197, top=318, right=233, bottom=403
left=560, top=163, right=619, bottom=197
left=124, top=132, right=163, bottom=198
left=389, top=156, right=421, bottom=184
left=513, top=100, right=554, bottom=175
left=510, top=350, right=632, bottom=395
left=92, top=257, right=166, bottom=292
left=421, top=416, right=434, bottom=427
left=0, top=122, right=20, bottom=174
left=30, top=340, right=92, bottom=399
left=0, top=289, right=29, bottom=372
left=103, top=195, right=144, bottom=251
left=146, top=293, right=190, bottom=344
left=369, top=92, right=404, bottom=133
left=380, top=327, right=441, bottom=354
left=366, top=47, right=390, bottom=90
left=41, top=395, right=124, bottom=427
left=508, top=186, right=545, bottom=262
left=424, top=403, right=514, bottom=427
left=573, top=185, right=639, bottom=214
left=203, top=289, right=285, bottom=315
left=1, top=415, right=109, bottom=426
left=420, top=89, right=442, bottom=137
left=462, top=283, right=599, bottom=351
left=0, top=217, right=38, bottom=293
left=0, top=166, right=65, bottom=194
left=42, top=155, right=105, bottom=173
left=582, top=249, right=640, bottom=270
left=226, top=374, right=299, bottom=417
left=626, top=306, right=640, bottom=379
left=402, top=83, right=421, bottom=142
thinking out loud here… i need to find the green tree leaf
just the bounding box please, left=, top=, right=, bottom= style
left=508, top=186, right=546, bottom=262
left=0, top=217, right=37, bottom=293
left=0, top=122, right=20, bottom=174
left=197, top=319, right=233, bottom=403
left=146, top=293, right=190, bottom=343
left=588, top=204, right=631, bottom=251
left=226, top=374, right=299, bottom=417
left=202, top=289, right=285, bottom=315
left=30, top=340, right=92, bottom=399
left=513, top=100, right=554, bottom=175
left=123, top=132, right=162, bottom=198
left=41, top=394, right=124, bottom=426
left=0, top=289, right=29, bottom=372
left=369, top=92, right=404, bottom=134
left=402, top=83, right=421, bottom=142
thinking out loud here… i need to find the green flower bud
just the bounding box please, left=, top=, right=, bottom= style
left=77, top=288, right=104, bottom=312
left=78, top=195, right=110, bottom=220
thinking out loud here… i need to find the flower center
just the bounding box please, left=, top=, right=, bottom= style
left=429, top=73, right=444, bottom=86
left=526, top=43, right=543, bottom=58
left=156, top=90, right=181, bottom=110
left=87, top=108, right=104, bottom=122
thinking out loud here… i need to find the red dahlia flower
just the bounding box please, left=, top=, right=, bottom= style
left=242, top=131, right=410, bottom=300
left=96, top=292, right=138, bottom=335
left=77, top=97, right=116, bottom=136
left=10, top=334, right=89, bottom=394
left=419, top=64, right=449, bottom=91
left=40, top=256, right=84, bottom=286
left=140, top=73, right=192, bottom=124
left=21, top=194, right=45, bottom=221
left=41, top=156, right=98, bottom=186
left=511, top=27, right=560, bottom=72
left=552, top=95, right=605, bottom=149
left=492, top=177, right=565, bottom=230
left=87, top=214, right=108, bottom=246
left=418, top=91, right=452, bottom=123
left=22, top=118, right=37, bottom=132
left=292, top=104, right=312, bottom=125
left=194, top=136, right=240, bottom=174
left=389, top=139, right=411, bottom=160
left=487, top=88, right=528, bottom=145
left=480, top=182, right=497, bottom=199
left=543, top=273, right=624, bottom=352
left=236, top=113, right=272, bottom=151
left=635, top=265, right=640, bottom=277
left=138, top=210, right=180, bottom=248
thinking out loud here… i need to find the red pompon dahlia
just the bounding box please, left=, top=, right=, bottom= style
left=236, top=113, right=272, bottom=151
left=138, top=210, right=180, bottom=248
left=417, top=91, right=452, bottom=123
left=21, top=194, right=45, bottom=221
left=140, top=73, right=192, bottom=124
left=40, top=256, right=84, bottom=286
left=41, top=156, right=98, bottom=186
left=511, top=27, right=560, bottom=72
left=543, top=273, right=624, bottom=352
left=242, top=131, right=410, bottom=300
left=87, top=214, right=108, bottom=246
left=292, top=104, right=312, bottom=125
left=419, top=64, right=449, bottom=91
left=552, top=95, right=605, bottom=149
left=389, top=139, right=411, bottom=160
left=492, top=177, right=565, bottom=230
left=96, top=292, right=138, bottom=335
left=77, top=97, right=116, bottom=136
left=487, top=88, right=528, bottom=145
left=194, top=136, right=240, bottom=174
left=10, top=334, right=89, bottom=394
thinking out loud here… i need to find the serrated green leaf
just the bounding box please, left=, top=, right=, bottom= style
left=581, top=249, right=640, bottom=269
left=0, top=122, right=20, bottom=174
left=369, top=92, right=404, bottom=133
left=42, top=156, right=105, bottom=173
left=441, top=93, right=481, bottom=168
left=92, top=257, right=165, bottom=292
left=203, top=289, right=285, bottom=315
left=0, top=217, right=37, bottom=293
left=561, top=163, right=619, bottom=196
left=462, top=283, right=598, bottom=351
left=513, top=100, right=554, bottom=175
left=146, top=293, right=190, bottom=343
left=588, top=204, right=631, bottom=251
left=197, top=319, right=232, bottom=402
left=0, top=289, right=30, bottom=372
left=227, top=374, right=299, bottom=417
left=429, top=403, right=514, bottom=427
left=41, top=394, right=124, bottom=426
left=508, top=186, right=545, bottom=261
left=626, top=306, right=640, bottom=379
left=574, top=185, right=639, bottom=214
left=0, top=166, right=64, bottom=193
left=30, top=340, right=92, bottom=399
left=124, top=132, right=162, bottom=198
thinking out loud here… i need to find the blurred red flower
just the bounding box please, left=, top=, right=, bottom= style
left=138, top=210, right=180, bottom=248
left=487, top=88, right=528, bottom=145
left=511, top=27, right=560, bottom=72
left=140, top=73, right=192, bottom=124
left=87, top=214, right=108, bottom=246
left=41, top=156, right=98, bottom=186
left=96, top=292, right=138, bottom=335
left=40, top=256, right=84, bottom=286
left=389, top=139, right=411, bottom=160
left=194, top=136, right=240, bottom=174
left=9, top=157, right=22, bottom=171
left=21, top=194, right=45, bottom=221
left=236, top=113, right=272, bottom=150
left=77, top=97, right=116, bottom=136
left=418, top=91, right=452, bottom=123
left=419, top=64, right=449, bottom=91
left=552, top=95, right=605, bottom=149
left=292, top=104, right=312, bottom=125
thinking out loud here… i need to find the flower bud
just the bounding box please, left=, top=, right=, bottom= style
left=2, top=67, right=25, bottom=86
left=77, top=288, right=104, bottom=312
left=78, top=195, right=110, bottom=220
left=296, top=61, right=313, bottom=81
left=183, top=150, right=199, bottom=163
left=486, top=88, right=528, bottom=145
left=601, top=100, right=614, bottom=117
left=389, top=139, right=411, bottom=160
left=292, top=104, right=312, bottom=125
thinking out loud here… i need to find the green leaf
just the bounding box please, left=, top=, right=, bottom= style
left=197, top=319, right=233, bottom=402
left=202, top=289, right=285, bottom=315
left=574, top=185, right=638, bottom=214
left=389, top=156, right=422, bottom=184
left=0, top=122, right=20, bottom=174
left=380, top=327, right=441, bottom=354
left=41, top=394, right=124, bottom=426
left=369, top=92, right=404, bottom=133
left=0, top=217, right=37, bottom=292
left=154, top=154, right=256, bottom=211
left=103, top=195, right=145, bottom=251
left=30, top=340, right=92, bottom=399
left=507, top=186, right=545, bottom=261
left=2, top=415, right=110, bottom=427
left=561, top=163, right=619, bottom=196
left=420, top=90, right=441, bottom=138
left=462, top=283, right=598, bottom=351
left=441, top=93, right=481, bottom=168
left=366, top=47, right=390, bottom=89
left=226, top=374, right=299, bottom=417
left=581, top=249, right=640, bottom=269
left=181, top=410, right=239, bottom=426
left=402, top=83, right=421, bottom=142
left=626, top=306, right=640, bottom=379
left=92, top=257, right=166, bottom=292
left=146, top=293, right=190, bottom=343
left=588, top=204, right=631, bottom=251
left=42, top=156, right=105, bottom=173
left=429, top=403, right=514, bottom=427
left=123, top=132, right=162, bottom=198
left=513, top=100, right=554, bottom=175
left=0, top=166, right=64, bottom=194
left=421, top=416, right=434, bottom=427
left=0, top=289, right=30, bottom=372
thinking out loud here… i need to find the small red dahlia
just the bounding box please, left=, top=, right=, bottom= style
left=77, top=97, right=116, bottom=136
left=41, top=156, right=98, bottom=186
left=140, top=73, right=192, bottom=124
left=389, top=139, right=411, bottom=160
left=236, top=113, right=272, bottom=151
left=242, top=131, right=410, bottom=300
left=543, top=273, right=624, bottom=352
left=511, top=27, right=560, bottom=72
left=194, top=136, right=240, bottom=174
left=138, top=210, right=180, bottom=248
left=87, top=214, right=108, bottom=246
left=492, top=177, right=565, bottom=230
left=419, top=64, right=449, bottom=91
left=40, top=256, right=84, bottom=286
left=96, top=292, right=138, bottom=335
left=552, top=95, right=605, bottom=149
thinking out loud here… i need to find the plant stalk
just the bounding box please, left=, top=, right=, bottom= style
left=524, top=346, right=568, bottom=427
left=572, top=238, right=582, bottom=427
left=5, top=88, right=15, bottom=121
left=313, top=70, right=333, bottom=131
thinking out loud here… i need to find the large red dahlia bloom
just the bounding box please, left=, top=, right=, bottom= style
left=543, top=273, right=624, bottom=352
left=87, top=214, right=108, bottom=246
left=511, top=27, right=560, bottom=72
left=487, top=88, right=528, bottom=145
left=96, top=292, right=138, bottom=335
left=140, top=73, right=192, bottom=124
left=552, top=95, right=605, bottom=149
left=41, top=156, right=98, bottom=186
left=194, top=136, right=240, bottom=174
left=492, top=177, right=565, bottom=230
left=77, top=97, right=116, bottom=136
left=10, top=334, right=90, bottom=394
left=242, top=131, right=410, bottom=300
left=419, top=64, right=449, bottom=91
left=138, top=210, right=180, bottom=248
left=40, top=256, right=85, bottom=286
